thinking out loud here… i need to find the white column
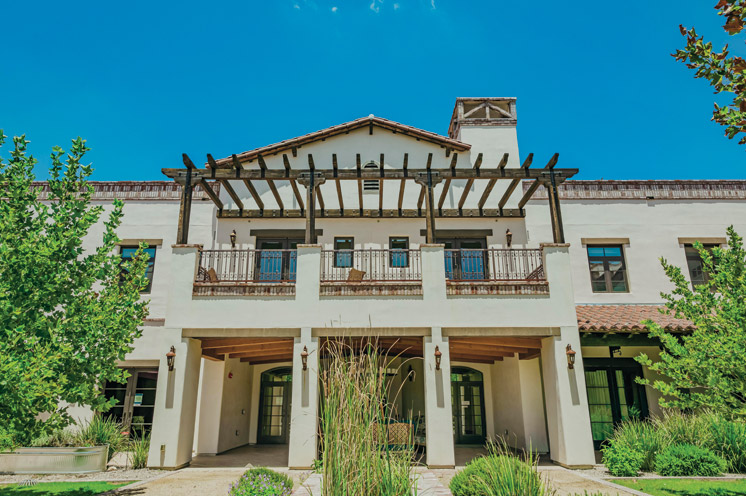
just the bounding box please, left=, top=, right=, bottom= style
left=420, top=244, right=447, bottom=302
left=423, top=327, right=455, bottom=468
left=288, top=327, right=319, bottom=469
left=148, top=336, right=203, bottom=469
left=295, top=244, right=321, bottom=306
left=194, top=358, right=225, bottom=455
left=541, top=328, right=595, bottom=468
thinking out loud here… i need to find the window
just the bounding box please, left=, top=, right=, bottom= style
left=685, top=244, right=718, bottom=287
left=587, top=245, right=628, bottom=293
left=120, top=245, right=157, bottom=293
left=363, top=162, right=380, bottom=192
left=389, top=237, right=409, bottom=267
left=334, top=237, right=354, bottom=267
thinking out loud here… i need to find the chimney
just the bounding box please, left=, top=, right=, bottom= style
left=448, top=97, right=520, bottom=167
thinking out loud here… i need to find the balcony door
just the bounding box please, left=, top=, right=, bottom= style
left=440, top=238, right=487, bottom=280
left=255, top=238, right=301, bottom=282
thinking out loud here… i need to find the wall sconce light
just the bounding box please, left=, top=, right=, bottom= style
left=566, top=344, right=576, bottom=369
left=301, top=345, right=309, bottom=371
left=506, top=229, right=513, bottom=248
left=229, top=229, right=237, bottom=249
left=408, top=365, right=415, bottom=382
left=434, top=346, right=442, bottom=371
left=166, top=346, right=176, bottom=372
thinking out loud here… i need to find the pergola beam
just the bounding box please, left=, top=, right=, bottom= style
left=333, top=153, right=344, bottom=213
left=356, top=154, right=363, bottom=215
left=283, top=154, right=305, bottom=212
left=498, top=153, right=534, bottom=211
left=398, top=153, right=408, bottom=213
left=257, top=155, right=284, bottom=211
left=233, top=154, right=265, bottom=211
left=458, top=152, right=482, bottom=210
left=217, top=207, right=525, bottom=219
left=518, top=153, right=559, bottom=209
left=199, top=179, right=223, bottom=210
left=476, top=153, right=508, bottom=211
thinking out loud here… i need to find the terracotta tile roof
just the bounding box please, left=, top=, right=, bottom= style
left=576, top=305, right=695, bottom=333
left=211, top=115, right=471, bottom=167
left=527, top=180, right=746, bottom=201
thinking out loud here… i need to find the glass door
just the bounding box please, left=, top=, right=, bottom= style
left=451, top=367, right=486, bottom=444
left=441, top=238, right=487, bottom=280
left=255, top=238, right=301, bottom=282
left=258, top=367, right=293, bottom=444
left=584, top=358, right=649, bottom=449
left=102, top=368, right=159, bottom=437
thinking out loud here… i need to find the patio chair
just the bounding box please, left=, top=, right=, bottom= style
left=347, top=268, right=366, bottom=282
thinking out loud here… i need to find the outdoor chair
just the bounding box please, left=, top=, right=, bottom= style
left=347, top=268, right=366, bottom=282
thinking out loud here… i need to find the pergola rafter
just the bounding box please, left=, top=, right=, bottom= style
left=166, top=148, right=575, bottom=245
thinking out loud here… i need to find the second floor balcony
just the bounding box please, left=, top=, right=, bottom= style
left=193, top=245, right=548, bottom=297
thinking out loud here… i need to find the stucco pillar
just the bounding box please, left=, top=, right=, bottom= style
left=148, top=336, right=203, bottom=469
left=540, top=328, right=595, bottom=468
left=295, top=245, right=321, bottom=306
left=288, top=327, right=319, bottom=469
left=423, top=327, right=455, bottom=468
left=420, top=244, right=447, bottom=302
left=194, top=358, right=225, bottom=455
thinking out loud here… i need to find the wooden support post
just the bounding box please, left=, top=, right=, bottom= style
left=415, top=154, right=442, bottom=244
left=547, top=169, right=565, bottom=243
left=333, top=154, right=343, bottom=213
left=176, top=166, right=193, bottom=245
left=356, top=154, right=363, bottom=216
left=299, top=171, right=326, bottom=244
left=398, top=153, right=408, bottom=215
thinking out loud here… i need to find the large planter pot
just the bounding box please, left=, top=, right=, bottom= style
left=0, top=445, right=108, bottom=474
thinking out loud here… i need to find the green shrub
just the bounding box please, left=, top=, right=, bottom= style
left=709, top=415, right=746, bottom=473
left=654, top=444, right=727, bottom=476
left=602, top=441, right=644, bottom=476
left=609, top=419, right=660, bottom=472
left=30, top=428, right=77, bottom=448
left=128, top=434, right=150, bottom=470
left=229, top=468, right=293, bottom=496
left=450, top=442, right=554, bottom=496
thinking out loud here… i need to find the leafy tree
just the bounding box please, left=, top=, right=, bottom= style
left=637, top=227, right=746, bottom=418
left=674, top=1, right=746, bottom=145
left=0, top=131, right=150, bottom=449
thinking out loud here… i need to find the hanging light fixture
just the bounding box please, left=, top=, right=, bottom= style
left=506, top=229, right=513, bottom=248
left=434, top=346, right=442, bottom=371
left=566, top=344, right=576, bottom=369
left=166, top=346, right=176, bottom=372
left=301, top=345, right=309, bottom=371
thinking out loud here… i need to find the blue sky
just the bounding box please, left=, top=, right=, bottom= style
left=1, top=1, right=743, bottom=180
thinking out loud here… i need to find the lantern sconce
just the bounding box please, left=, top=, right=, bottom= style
left=166, top=346, right=176, bottom=372
left=434, top=346, right=442, bottom=371
left=506, top=229, right=513, bottom=248
left=566, top=344, right=577, bottom=369
left=229, top=229, right=237, bottom=249
left=300, top=345, right=309, bottom=371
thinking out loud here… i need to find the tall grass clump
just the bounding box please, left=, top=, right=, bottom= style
left=128, top=434, right=150, bottom=469
left=450, top=440, right=555, bottom=496
left=78, top=416, right=127, bottom=461
left=606, top=419, right=660, bottom=472
left=318, top=339, right=417, bottom=496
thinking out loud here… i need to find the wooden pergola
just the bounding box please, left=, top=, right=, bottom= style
left=162, top=118, right=576, bottom=245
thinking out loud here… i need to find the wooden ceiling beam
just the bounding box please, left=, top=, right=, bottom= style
left=518, top=153, right=558, bottom=209
left=283, top=154, right=305, bottom=212
left=219, top=180, right=244, bottom=211
left=210, top=343, right=293, bottom=355
left=332, top=154, right=344, bottom=213
left=199, top=179, right=223, bottom=210
left=257, top=155, right=284, bottom=211
left=437, top=153, right=458, bottom=211
left=229, top=349, right=296, bottom=359
left=239, top=356, right=293, bottom=364
left=498, top=153, right=533, bottom=210
left=201, top=338, right=293, bottom=349
left=398, top=153, right=408, bottom=213
left=477, top=153, right=509, bottom=211
left=217, top=207, right=524, bottom=219
left=449, top=337, right=543, bottom=349
left=458, top=153, right=482, bottom=210
left=233, top=154, right=265, bottom=211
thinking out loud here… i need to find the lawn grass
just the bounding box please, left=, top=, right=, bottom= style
left=613, top=478, right=746, bottom=495
left=0, top=481, right=128, bottom=495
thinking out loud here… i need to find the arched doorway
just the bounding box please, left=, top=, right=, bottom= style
left=257, top=367, right=292, bottom=444
left=451, top=367, right=486, bottom=444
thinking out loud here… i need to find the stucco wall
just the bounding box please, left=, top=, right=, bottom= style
left=217, top=359, right=252, bottom=453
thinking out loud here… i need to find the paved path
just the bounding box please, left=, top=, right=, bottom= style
left=539, top=466, right=647, bottom=496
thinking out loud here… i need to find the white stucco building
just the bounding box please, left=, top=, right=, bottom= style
left=65, top=98, right=746, bottom=470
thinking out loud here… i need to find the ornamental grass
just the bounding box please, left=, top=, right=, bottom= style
left=318, top=339, right=418, bottom=496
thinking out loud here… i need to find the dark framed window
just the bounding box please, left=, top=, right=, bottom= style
left=389, top=237, right=409, bottom=268
left=685, top=244, right=718, bottom=287
left=587, top=245, right=628, bottom=293
left=334, top=237, right=354, bottom=268
left=120, top=245, right=157, bottom=293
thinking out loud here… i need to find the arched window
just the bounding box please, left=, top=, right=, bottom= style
left=363, top=162, right=380, bottom=192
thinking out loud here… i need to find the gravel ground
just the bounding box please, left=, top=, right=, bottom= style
left=0, top=467, right=164, bottom=484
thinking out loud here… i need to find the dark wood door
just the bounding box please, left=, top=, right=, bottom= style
left=257, top=367, right=293, bottom=444
left=451, top=367, right=487, bottom=445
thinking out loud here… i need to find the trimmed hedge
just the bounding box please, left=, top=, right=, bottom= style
left=654, top=444, right=727, bottom=477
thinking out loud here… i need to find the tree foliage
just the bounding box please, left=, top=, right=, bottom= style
left=637, top=227, right=746, bottom=418
left=675, top=1, right=746, bottom=145
left=0, top=131, right=150, bottom=448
